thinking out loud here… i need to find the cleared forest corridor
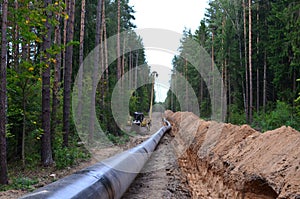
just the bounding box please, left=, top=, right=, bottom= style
left=1, top=0, right=300, bottom=198
left=122, top=112, right=191, bottom=199
left=124, top=111, right=300, bottom=198
left=3, top=111, right=300, bottom=199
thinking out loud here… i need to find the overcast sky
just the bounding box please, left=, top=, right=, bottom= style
left=129, top=0, right=209, bottom=102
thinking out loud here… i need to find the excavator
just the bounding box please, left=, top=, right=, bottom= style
left=129, top=71, right=158, bottom=133
left=132, top=112, right=151, bottom=131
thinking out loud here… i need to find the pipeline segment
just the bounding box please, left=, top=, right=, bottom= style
left=19, top=119, right=171, bottom=199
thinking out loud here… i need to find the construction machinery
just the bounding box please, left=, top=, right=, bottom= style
left=131, top=112, right=151, bottom=133
left=130, top=71, right=158, bottom=133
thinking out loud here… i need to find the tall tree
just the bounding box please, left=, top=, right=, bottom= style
left=79, top=0, right=86, bottom=67
left=0, top=0, right=8, bottom=185
left=52, top=0, right=62, bottom=147
left=117, top=0, right=121, bottom=80
left=243, top=0, right=249, bottom=122
left=103, top=0, right=109, bottom=95
left=76, top=0, right=86, bottom=129
left=88, top=0, right=102, bottom=144
left=41, top=0, right=54, bottom=167
left=185, top=59, right=189, bottom=111
left=63, top=0, right=75, bottom=147
left=248, top=0, right=253, bottom=123
left=256, top=1, right=260, bottom=113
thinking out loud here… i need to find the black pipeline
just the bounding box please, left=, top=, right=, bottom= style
left=19, top=119, right=171, bottom=199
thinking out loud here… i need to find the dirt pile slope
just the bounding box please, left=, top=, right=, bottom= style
left=165, top=111, right=300, bottom=199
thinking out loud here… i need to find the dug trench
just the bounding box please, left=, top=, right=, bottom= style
left=165, top=111, right=300, bottom=199
left=7, top=111, right=300, bottom=199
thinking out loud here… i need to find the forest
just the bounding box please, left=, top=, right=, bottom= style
left=0, top=0, right=299, bottom=191
left=165, top=0, right=300, bottom=131
left=0, top=0, right=152, bottom=186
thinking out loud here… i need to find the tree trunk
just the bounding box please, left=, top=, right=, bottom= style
left=135, top=51, right=139, bottom=88
left=88, top=0, right=102, bottom=144
left=95, top=0, right=102, bottom=46
left=22, top=88, right=26, bottom=167
left=117, top=0, right=121, bottom=80
left=79, top=0, right=86, bottom=67
left=256, top=2, right=260, bottom=113
left=100, top=0, right=105, bottom=109
left=103, top=4, right=109, bottom=95
left=243, top=0, right=249, bottom=123
left=41, top=0, right=54, bottom=167
left=62, top=0, right=68, bottom=80
left=63, top=0, right=75, bottom=147
left=122, top=38, right=126, bottom=78
left=129, top=49, right=132, bottom=88
left=51, top=1, right=62, bottom=149
left=0, top=0, right=9, bottom=185
left=185, top=59, right=188, bottom=111
left=77, top=0, right=86, bottom=131
left=221, top=17, right=226, bottom=121
left=249, top=0, right=253, bottom=123
left=257, top=68, right=259, bottom=112
left=263, top=49, right=267, bottom=113
left=237, top=7, right=244, bottom=119
left=211, top=30, right=215, bottom=111
left=13, top=0, right=19, bottom=69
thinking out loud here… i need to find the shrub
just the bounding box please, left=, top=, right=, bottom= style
left=254, top=101, right=300, bottom=132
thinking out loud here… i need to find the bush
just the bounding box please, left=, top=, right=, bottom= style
left=0, top=177, right=39, bottom=191
left=53, top=132, right=90, bottom=169
left=227, top=104, right=246, bottom=125
left=254, top=101, right=300, bottom=132
left=107, top=131, right=130, bottom=145
left=54, top=146, right=90, bottom=169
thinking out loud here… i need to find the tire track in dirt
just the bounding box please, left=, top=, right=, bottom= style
left=122, top=133, right=191, bottom=199
left=122, top=112, right=191, bottom=199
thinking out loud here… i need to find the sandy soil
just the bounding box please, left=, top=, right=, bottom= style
left=122, top=132, right=191, bottom=199
left=122, top=111, right=191, bottom=198
left=1, top=112, right=182, bottom=199
left=4, top=111, right=300, bottom=199
left=165, top=111, right=300, bottom=199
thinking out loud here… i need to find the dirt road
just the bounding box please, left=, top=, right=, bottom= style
left=122, top=112, right=191, bottom=198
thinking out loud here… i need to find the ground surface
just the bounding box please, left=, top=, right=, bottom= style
left=122, top=112, right=191, bottom=198
left=1, top=112, right=190, bottom=199
left=2, top=111, right=300, bottom=199
left=165, top=111, right=300, bottom=199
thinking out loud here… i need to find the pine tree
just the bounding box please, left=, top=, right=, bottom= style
left=63, top=0, right=75, bottom=147
left=41, top=0, right=54, bottom=167
left=0, top=0, right=9, bottom=185
left=248, top=0, right=253, bottom=123
left=77, top=0, right=86, bottom=123
left=117, top=0, right=121, bottom=80
left=52, top=0, right=62, bottom=148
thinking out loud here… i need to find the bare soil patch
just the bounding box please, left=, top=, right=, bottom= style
left=166, top=110, right=300, bottom=199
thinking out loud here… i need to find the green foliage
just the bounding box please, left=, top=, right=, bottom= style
left=296, top=78, right=300, bottom=103
left=11, top=177, right=38, bottom=191
left=0, top=177, right=38, bottom=192
left=107, top=131, right=130, bottom=145
left=54, top=145, right=90, bottom=170
left=165, top=0, right=300, bottom=129
left=53, top=131, right=90, bottom=169
left=227, top=104, right=246, bottom=125
left=253, top=101, right=300, bottom=132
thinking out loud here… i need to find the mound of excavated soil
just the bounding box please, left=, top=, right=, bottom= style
left=165, top=110, right=300, bottom=199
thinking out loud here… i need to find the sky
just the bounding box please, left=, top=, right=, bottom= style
left=129, top=0, right=209, bottom=102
